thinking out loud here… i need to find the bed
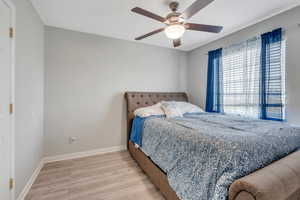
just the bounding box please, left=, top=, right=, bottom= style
left=125, top=92, right=300, bottom=200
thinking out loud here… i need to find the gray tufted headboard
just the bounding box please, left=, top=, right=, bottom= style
left=124, top=92, right=188, bottom=144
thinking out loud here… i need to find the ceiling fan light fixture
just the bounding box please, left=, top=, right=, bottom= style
left=164, top=24, right=185, bottom=39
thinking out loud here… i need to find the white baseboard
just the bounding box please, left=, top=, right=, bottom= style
left=43, top=145, right=127, bottom=163
left=17, top=160, right=44, bottom=200
left=16, top=145, right=127, bottom=199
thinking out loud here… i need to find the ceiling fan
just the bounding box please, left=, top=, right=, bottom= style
left=131, top=0, right=223, bottom=48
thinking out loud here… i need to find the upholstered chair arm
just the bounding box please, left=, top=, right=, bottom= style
left=229, top=150, right=300, bottom=200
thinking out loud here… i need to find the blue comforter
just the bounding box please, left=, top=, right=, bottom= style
left=133, top=113, right=300, bottom=200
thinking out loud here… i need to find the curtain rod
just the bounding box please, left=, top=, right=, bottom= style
left=204, top=25, right=299, bottom=56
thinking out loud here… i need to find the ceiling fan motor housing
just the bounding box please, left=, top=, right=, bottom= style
left=166, top=12, right=183, bottom=24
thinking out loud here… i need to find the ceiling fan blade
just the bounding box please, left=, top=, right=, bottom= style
left=185, top=23, right=223, bottom=33
left=173, top=39, right=181, bottom=47
left=180, top=0, right=214, bottom=19
left=131, top=7, right=166, bottom=23
left=135, top=28, right=165, bottom=40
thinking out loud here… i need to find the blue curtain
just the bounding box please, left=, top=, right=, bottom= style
left=206, top=48, right=223, bottom=113
left=260, top=28, right=284, bottom=121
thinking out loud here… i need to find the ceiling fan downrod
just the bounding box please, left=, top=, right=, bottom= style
left=169, top=2, right=179, bottom=12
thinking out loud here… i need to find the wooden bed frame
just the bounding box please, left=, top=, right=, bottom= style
left=125, top=91, right=300, bottom=200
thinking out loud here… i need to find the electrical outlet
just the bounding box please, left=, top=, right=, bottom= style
left=69, top=137, right=77, bottom=144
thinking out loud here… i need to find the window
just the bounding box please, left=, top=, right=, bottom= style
left=260, top=32, right=286, bottom=120
left=206, top=28, right=286, bottom=121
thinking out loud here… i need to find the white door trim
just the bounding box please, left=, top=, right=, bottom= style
left=1, top=0, right=15, bottom=199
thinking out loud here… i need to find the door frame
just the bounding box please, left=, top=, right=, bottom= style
left=2, top=0, right=15, bottom=199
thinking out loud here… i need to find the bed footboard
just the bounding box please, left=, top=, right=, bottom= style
left=229, top=150, right=300, bottom=200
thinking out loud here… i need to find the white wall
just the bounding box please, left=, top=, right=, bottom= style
left=12, top=0, right=44, bottom=197
left=44, top=26, right=187, bottom=157
left=187, top=5, right=300, bottom=125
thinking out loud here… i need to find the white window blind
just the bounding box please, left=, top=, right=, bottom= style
left=222, top=37, right=261, bottom=118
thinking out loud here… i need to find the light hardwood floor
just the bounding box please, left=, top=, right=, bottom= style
left=25, top=151, right=165, bottom=200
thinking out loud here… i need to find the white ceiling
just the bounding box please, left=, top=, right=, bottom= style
left=30, top=0, right=300, bottom=51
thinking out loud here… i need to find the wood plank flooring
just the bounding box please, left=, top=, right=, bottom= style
left=25, top=151, right=165, bottom=200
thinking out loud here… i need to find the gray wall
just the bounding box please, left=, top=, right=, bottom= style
left=12, top=0, right=44, bottom=197
left=9, top=0, right=300, bottom=196
left=44, top=26, right=187, bottom=156
left=187, top=6, right=300, bottom=125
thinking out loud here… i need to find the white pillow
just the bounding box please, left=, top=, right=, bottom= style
left=161, top=101, right=183, bottom=118
left=134, top=103, right=165, bottom=118
left=175, top=102, right=204, bottom=114
left=161, top=101, right=204, bottom=118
